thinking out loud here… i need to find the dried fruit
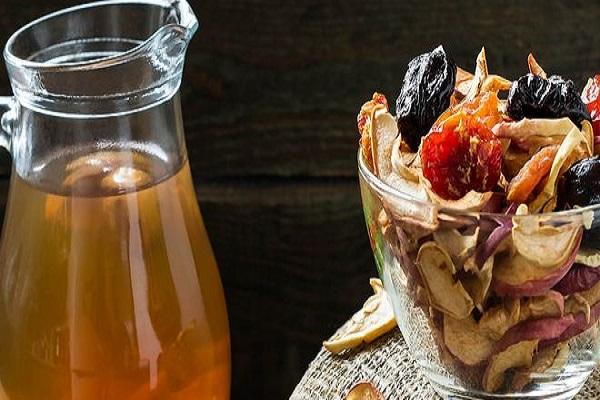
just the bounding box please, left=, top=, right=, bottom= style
left=582, top=75, right=600, bottom=137
left=345, top=382, right=384, bottom=400
left=482, top=340, right=538, bottom=392
left=479, top=293, right=564, bottom=341
left=529, top=122, right=592, bottom=213
left=553, top=264, right=600, bottom=295
left=421, top=114, right=502, bottom=199
left=575, top=248, right=600, bottom=268
left=511, top=220, right=581, bottom=267
left=492, top=230, right=581, bottom=297
left=396, top=46, right=456, bottom=151
left=507, top=145, right=559, bottom=203
left=416, top=242, right=474, bottom=319
left=559, top=155, right=600, bottom=209
left=443, top=314, right=495, bottom=366
left=527, top=53, right=547, bottom=79
left=494, top=315, right=574, bottom=354
left=357, top=93, right=389, bottom=170
left=507, top=74, right=590, bottom=126
left=493, top=117, right=577, bottom=152
left=461, top=91, right=503, bottom=129
left=323, top=279, right=396, bottom=354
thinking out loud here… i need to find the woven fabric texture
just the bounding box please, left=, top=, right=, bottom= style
left=290, top=328, right=600, bottom=399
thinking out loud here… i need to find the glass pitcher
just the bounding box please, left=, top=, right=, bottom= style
left=0, top=1, right=230, bottom=399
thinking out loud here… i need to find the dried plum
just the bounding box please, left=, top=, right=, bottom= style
left=558, top=156, right=600, bottom=209
left=507, top=74, right=590, bottom=126
left=558, top=156, right=600, bottom=247
left=396, top=46, right=456, bottom=151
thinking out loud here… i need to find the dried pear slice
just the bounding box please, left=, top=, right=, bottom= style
left=443, top=314, right=495, bottom=366
left=416, top=242, right=474, bottom=319
left=323, top=279, right=396, bottom=354
left=482, top=340, right=538, bottom=392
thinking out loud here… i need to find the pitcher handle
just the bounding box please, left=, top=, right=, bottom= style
left=0, top=96, right=16, bottom=154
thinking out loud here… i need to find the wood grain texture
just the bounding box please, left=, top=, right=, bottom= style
left=0, top=1, right=598, bottom=399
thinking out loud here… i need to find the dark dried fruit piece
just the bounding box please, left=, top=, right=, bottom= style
left=396, top=46, right=456, bottom=151
left=507, top=74, right=590, bottom=126
left=558, top=155, right=600, bottom=209
left=558, top=156, right=600, bottom=247
left=582, top=75, right=600, bottom=137
left=421, top=114, right=502, bottom=200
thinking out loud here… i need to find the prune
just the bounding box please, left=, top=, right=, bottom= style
left=421, top=114, right=502, bottom=200
left=558, top=156, right=600, bottom=247
left=507, top=74, right=590, bottom=126
left=396, top=46, right=456, bottom=151
left=559, top=156, right=600, bottom=208
left=582, top=75, right=600, bottom=137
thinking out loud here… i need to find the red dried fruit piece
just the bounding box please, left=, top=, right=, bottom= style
left=421, top=114, right=502, bottom=200
left=582, top=75, right=600, bottom=137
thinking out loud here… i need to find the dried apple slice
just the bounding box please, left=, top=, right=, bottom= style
left=511, top=220, right=581, bottom=267
left=576, top=248, right=600, bottom=268
left=465, top=47, right=489, bottom=100
left=482, top=340, right=538, bottom=392
left=443, top=314, right=495, bottom=366
left=323, top=279, right=396, bottom=354
left=433, top=227, right=479, bottom=265
left=462, top=255, right=494, bottom=310
left=371, top=109, right=398, bottom=179
left=511, top=344, right=564, bottom=391
left=527, top=53, right=547, bottom=79
left=492, top=231, right=581, bottom=297
left=479, top=292, right=564, bottom=340
left=416, top=242, right=474, bottom=319
left=357, top=93, right=388, bottom=171
left=422, top=182, right=493, bottom=212
left=391, top=136, right=420, bottom=182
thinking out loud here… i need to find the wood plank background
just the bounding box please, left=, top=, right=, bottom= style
left=0, top=1, right=600, bottom=399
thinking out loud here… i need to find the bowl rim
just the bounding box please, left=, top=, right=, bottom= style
left=356, top=149, right=600, bottom=220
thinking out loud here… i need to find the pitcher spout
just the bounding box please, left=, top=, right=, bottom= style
left=3, top=0, right=200, bottom=116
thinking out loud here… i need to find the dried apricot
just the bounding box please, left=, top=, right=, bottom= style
left=421, top=114, right=502, bottom=199
left=507, top=145, right=559, bottom=203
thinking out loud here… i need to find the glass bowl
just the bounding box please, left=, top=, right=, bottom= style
left=358, top=150, right=600, bottom=399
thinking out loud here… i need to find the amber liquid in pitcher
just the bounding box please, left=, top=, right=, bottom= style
left=0, top=147, right=230, bottom=399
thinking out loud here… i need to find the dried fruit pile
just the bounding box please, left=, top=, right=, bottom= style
left=357, top=47, right=600, bottom=393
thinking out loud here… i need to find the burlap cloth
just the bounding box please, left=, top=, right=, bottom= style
left=290, top=328, right=600, bottom=399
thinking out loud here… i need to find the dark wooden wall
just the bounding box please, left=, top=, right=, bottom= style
left=0, top=1, right=600, bottom=399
